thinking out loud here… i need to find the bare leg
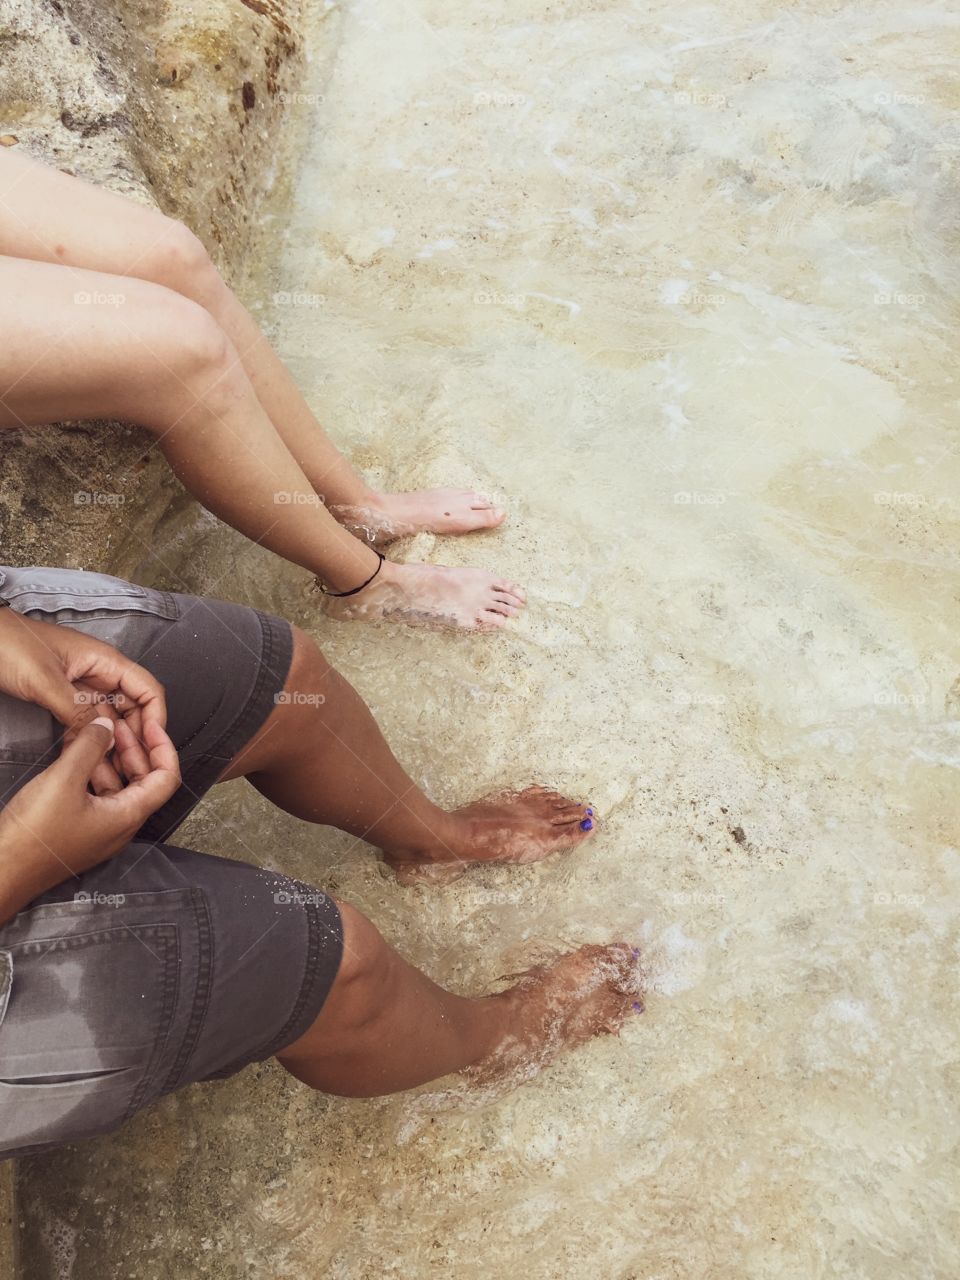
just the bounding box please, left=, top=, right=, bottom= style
left=0, top=147, right=507, bottom=542
left=220, top=628, right=596, bottom=881
left=0, top=255, right=525, bottom=629
left=277, top=899, right=641, bottom=1097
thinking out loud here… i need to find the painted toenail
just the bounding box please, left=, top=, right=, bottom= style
left=579, top=817, right=593, bottom=831
left=632, top=1001, right=643, bottom=1013
left=586, top=807, right=594, bottom=817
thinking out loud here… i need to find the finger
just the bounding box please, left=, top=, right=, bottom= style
left=63, top=685, right=121, bottom=746
left=96, top=723, right=180, bottom=827
left=90, top=758, right=124, bottom=796
left=56, top=716, right=117, bottom=788
left=75, top=660, right=167, bottom=732
left=113, top=717, right=151, bottom=781
left=34, top=672, right=111, bottom=737
left=120, top=704, right=145, bottom=748
left=141, top=719, right=181, bottom=778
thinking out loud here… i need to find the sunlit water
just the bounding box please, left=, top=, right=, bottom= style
left=130, top=2, right=960, bottom=1276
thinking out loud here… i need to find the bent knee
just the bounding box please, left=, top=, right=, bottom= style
left=285, top=625, right=334, bottom=691
left=144, top=290, right=246, bottom=413
left=140, top=217, right=221, bottom=303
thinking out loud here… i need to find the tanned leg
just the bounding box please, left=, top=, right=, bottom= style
left=277, top=900, right=642, bottom=1097
left=220, top=627, right=596, bottom=881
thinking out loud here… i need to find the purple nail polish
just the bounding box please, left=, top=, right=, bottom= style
left=632, top=1001, right=643, bottom=1013
left=579, top=817, right=593, bottom=831
left=631, top=946, right=640, bottom=958
left=586, top=807, right=594, bottom=817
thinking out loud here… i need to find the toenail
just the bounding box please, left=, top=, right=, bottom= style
left=631, top=946, right=640, bottom=958
left=632, top=1001, right=644, bottom=1013
left=579, top=817, right=593, bottom=831
left=585, top=807, right=594, bottom=817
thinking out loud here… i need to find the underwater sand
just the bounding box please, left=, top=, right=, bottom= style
left=26, top=2, right=960, bottom=1276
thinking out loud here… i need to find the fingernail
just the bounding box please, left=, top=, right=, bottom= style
left=92, top=717, right=114, bottom=734
left=579, top=817, right=593, bottom=831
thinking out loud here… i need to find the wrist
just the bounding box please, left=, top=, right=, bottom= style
left=0, top=812, right=76, bottom=924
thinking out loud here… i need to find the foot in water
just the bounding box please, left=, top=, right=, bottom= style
left=322, top=559, right=526, bottom=632
left=332, top=489, right=505, bottom=545
left=381, top=785, right=596, bottom=883
left=466, top=944, right=643, bottom=1087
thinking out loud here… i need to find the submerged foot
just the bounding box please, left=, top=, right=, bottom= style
left=382, top=785, right=596, bottom=884
left=332, top=489, right=505, bottom=545
left=322, top=559, right=526, bottom=632
left=467, top=944, right=643, bottom=1087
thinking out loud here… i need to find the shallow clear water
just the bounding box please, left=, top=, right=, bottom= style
left=149, top=2, right=959, bottom=1275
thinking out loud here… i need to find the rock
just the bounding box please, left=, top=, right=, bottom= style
left=0, top=0, right=308, bottom=579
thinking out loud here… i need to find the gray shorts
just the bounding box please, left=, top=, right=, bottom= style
left=0, top=567, right=343, bottom=1161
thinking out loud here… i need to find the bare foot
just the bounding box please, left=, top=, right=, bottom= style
left=381, top=785, right=596, bottom=884
left=322, top=559, right=526, bottom=632
left=467, top=944, right=643, bottom=1086
left=331, top=489, right=505, bottom=545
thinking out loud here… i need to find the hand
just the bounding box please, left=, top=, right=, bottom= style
left=0, top=716, right=181, bottom=922
left=0, top=607, right=167, bottom=790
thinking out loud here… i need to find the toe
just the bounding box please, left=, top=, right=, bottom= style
left=487, top=599, right=520, bottom=618
left=495, top=581, right=527, bottom=605
left=476, top=610, right=508, bottom=630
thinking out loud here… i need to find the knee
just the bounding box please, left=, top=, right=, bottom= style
left=327, top=900, right=392, bottom=1038
left=154, top=293, right=246, bottom=415
left=142, top=217, right=223, bottom=305
left=285, top=626, right=334, bottom=692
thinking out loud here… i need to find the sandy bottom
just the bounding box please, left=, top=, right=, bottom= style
left=25, top=2, right=960, bottom=1277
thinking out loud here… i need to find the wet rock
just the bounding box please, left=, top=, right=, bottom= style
left=0, top=0, right=311, bottom=1271
left=0, top=0, right=308, bottom=578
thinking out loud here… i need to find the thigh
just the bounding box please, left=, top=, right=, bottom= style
left=0, top=565, right=294, bottom=842
left=0, top=254, right=212, bottom=429
left=0, top=838, right=342, bottom=1159
left=0, top=147, right=173, bottom=276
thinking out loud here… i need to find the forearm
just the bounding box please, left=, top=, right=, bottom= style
left=0, top=831, right=67, bottom=925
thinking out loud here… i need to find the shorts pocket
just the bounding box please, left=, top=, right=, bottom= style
left=0, top=918, right=182, bottom=1157
left=0, top=566, right=179, bottom=622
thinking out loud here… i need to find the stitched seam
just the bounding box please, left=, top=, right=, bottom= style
left=159, top=888, right=214, bottom=1094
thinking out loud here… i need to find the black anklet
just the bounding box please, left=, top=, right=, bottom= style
left=317, top=551, right=385, bottom=597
